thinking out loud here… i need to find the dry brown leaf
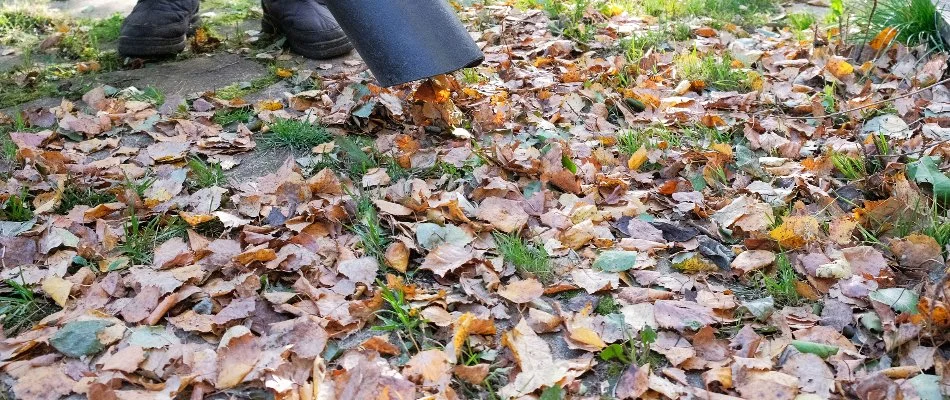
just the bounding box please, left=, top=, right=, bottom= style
left=497, top=278, right=544, bottom=303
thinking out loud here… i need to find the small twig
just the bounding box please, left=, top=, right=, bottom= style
left=854, top=0, right=878, bottom=61
left=771, top=76, right=950, bottom=120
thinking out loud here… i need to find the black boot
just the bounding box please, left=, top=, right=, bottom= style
left=118, top=0, right=199, bottom=57
left=261, top=0, right=353, bottom=60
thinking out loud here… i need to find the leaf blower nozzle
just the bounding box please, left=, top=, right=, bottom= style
left=324, top=0, right=485, bottom=87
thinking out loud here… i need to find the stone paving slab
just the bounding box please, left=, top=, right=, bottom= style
left=46, top=0, right=136, bottom=19
left=92, top=53, right=270, bottom=97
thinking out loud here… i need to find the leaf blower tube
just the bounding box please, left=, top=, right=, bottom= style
left=323, top=0, right=485, bottom=87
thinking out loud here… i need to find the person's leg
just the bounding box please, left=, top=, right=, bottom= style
left=261, top=0, right=353, bottom=60
left=118, top=0, right=200, bottom=58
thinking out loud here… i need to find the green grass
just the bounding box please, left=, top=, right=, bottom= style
left=0, top=9, right=54, bottom=47
left=493, top=232, right=553, bottom=282
left=130, top=86, right=165, bottom=105
left=305, top=136, right=395, bottom=180
left=757, top=253, right=802, bottom=307
left=261, top=118, right=333, bottom=152
left=599, top=325, right=659, bottom=375
left=0, top=76, right=57, bottom=109
left=0, top=190, right=32, bottom=221
left=851, top=0, right=942, bottom=48
left=372, top=283, right=430, bottom=354
left=689, top=0, right=777, bottom=26
left=213, top=108, right=254, bottom=126
left=347, top=195, right=390, bottom=263
left=787, top=12, right=817, bottom=31
left=830, top=152, right=867, bottom=180
left=617, top=125, right=693, bottom=152
left=0, top=279, right=56, bottom=335
left=88, top=14, right=123, bottom=43
left=55, top=182, right=117, bottom=214
left=621, top=30, right=667, bottom=62
left=216, top=75, right=279, bottom=100
left=187, top=157, right=226, bottom=188
left=335, top=136, right=380, bottom=177
left=639, top=0, right=777, bottom=25
left=122, top=174, right=156, bottom=200
left=676, top=51, right=755, bottom=92
left=459, top=68, right=483, bottom=84
left=201, top=0, right=261, bottom=28
left=537, top=0, right=601, bottom=44
left=616, top=129, right=647, bottom=155
left=595, top=295, right=620, bottom=315
left=0, top=110, right=28, bottom=161
left=118, top=215, right=189, bottom=265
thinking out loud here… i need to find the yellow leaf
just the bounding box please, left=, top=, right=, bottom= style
left=674, top=253, right=718, bottom=273
left=450, top=313, right=475, bottom=359
left=826, top=57, right=854, bottom=79
left=257, top=100, right=283, bottom=111
left=42, top=276, right=72, bottom=307
left=569, top=327, right=607, bottom=349
left=869, top=27, right=898, bottom=51
left=627, top=146, right=648, bottom=170
left=711, top=143, right=733, bottom=158
left=275, top=68, right=293, bottom=78
left=603, top=3, right=624, bottom=17
left=769, top=216, right=822, bottom=249
left=179, top=212, right=216, bottom=226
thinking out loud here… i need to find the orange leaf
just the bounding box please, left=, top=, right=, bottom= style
left=869, top=27, right=898, bottom=51
left=826, top=57, right=854, bottom=79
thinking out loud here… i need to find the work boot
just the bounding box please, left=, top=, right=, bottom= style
left=261, top=0, right=353, bottom=59
left=118, top=0, right=200, bottom=57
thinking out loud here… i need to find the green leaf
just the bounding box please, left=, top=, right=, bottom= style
left=639, top=325, right=657, bottom=345
left=741, top=296, right=775, bottom=321
left=859, top=312, right=883, bottom=332
left=128, top=326, right=179, bottom=349
left=625, top=98, right=646, bottom=112
left=869, top=288, right=919, bottom=314
left=415, top=223, right=473, bottom=250
left=790, top=340, right=839, bottom=358
left=908, top=374, right=941, bottom=400
left=908, top=156, right=950, bottom=202
left=599, top=343, right=630, bottom=363
left=539, top=385, right=564, bottom=400
left=50, top=320, right=112, bottom=358
left=593, top=250, right=638, bottom=272
left=562, top=155, right=578, bottom=174
left=829, top=0, right=843, bottom=17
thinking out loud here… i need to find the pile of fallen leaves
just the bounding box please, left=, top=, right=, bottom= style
left=1, top=1, right=950, bottom=399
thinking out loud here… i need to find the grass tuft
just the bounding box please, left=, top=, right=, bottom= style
left=787, top=12, right=817, bottom=31
left=493, top=232, right=553, bottom=282
left=56, top=182, right=117, bottom=214
left=676, top=51, right=756, bottom=92
left=262, top=118, right=333, bottom=152
left=118, top=215, right=189, bottom=265
left=0, top=190, right=32, bottom=221
left=852, top=0, right=942, bottom=48
left=212, top=108, right=253, bottom=126
left=373, top=282, right=430, bottom=353
left=0, top=280, right=56, bottom=335
left=347, top=195, right=390, bottom=263
left=595, top=295, right=620, bottom=315
left=758, top=253, right=802, bottom=306
left=130, top=86, right=166, bottom=105
left=187, top=157, right=226, bottom=188
left=830, top=152, right=867, bottom=180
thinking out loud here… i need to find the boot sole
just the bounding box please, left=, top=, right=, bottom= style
left=118, top=36, right=187, bottom=58
left=118, top=16, right=200, bottom=58
left=262, top=17, right=354, bottom=60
